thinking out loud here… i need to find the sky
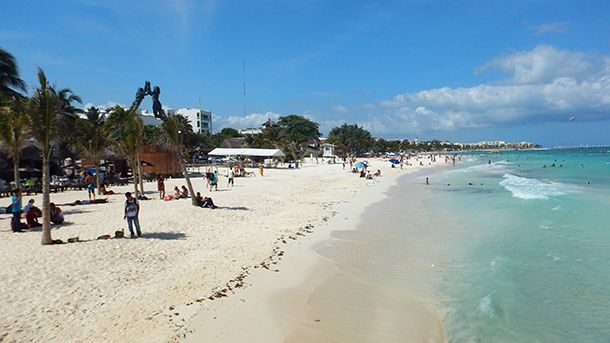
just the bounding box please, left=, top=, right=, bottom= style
left=2, top=0, right=610, bottom=147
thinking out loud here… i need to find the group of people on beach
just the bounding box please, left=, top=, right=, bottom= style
left=6, top=189, right=64, bottom=233
left=156, top=174, right=217, bottom=209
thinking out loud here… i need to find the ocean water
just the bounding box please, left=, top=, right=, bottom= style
left=432, top=148, right=610, bottom=342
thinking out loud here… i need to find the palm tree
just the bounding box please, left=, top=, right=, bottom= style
left=0, top=48, right=26, bottom=97
left=0, top=96, right=29, bottom=187
left=27, top=68, right=81, bottom=245
left=162, top=116, right=197, bottom=206
left=75, top=106, right=107, bottom=194
left=106, top=106, right=143, bottom=197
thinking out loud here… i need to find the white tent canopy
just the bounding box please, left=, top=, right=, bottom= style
left=208, top=148, right=286, bottom=157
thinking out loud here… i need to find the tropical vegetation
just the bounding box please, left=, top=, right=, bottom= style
left=27, top=68, right=82, bottom=245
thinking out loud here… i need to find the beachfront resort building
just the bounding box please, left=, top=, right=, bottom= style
left=136, top=108, right=213, bottom=134
left=172, top=108, right=213, bottom=134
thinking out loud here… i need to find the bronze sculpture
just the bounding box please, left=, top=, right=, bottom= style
left=129, top=81, right=168, bottom=121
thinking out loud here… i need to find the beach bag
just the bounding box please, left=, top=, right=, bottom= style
left=115, top=229, right=124, bottom=238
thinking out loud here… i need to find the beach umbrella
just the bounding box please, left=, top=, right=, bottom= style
left=62, top=163, right=81, bottom=169
left=354, top=162, right=366, bottom=170
left=18, top=166, right=41, bottom=173
left=389, top=158, right=400, bottom=164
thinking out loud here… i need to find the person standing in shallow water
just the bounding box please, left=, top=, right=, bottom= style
left=124, top=192, right=141, bottom=238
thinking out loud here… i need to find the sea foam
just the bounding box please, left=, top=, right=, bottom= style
left=479, top=293, right=495, bottom=318
left=499, top=174, right=579, bottom=200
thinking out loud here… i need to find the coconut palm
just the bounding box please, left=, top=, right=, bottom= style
left=27, top=68, right=81, bottom=245
left=0, top=48, right=26, bottom=97
left=162, top=116, right=197, bottom=206
left=106, top=106, right=143, bottom=197
left=75, top=106, right=108, bottom=194
left=0, top=96, right=29, bottom=186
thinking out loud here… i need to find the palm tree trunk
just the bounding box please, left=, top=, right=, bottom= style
left=137, top=149, right=144, bottom=196
left=41, top=156, right=53, bottom=245
left=12, top=154, right=20, bottom=189
left=95, top=154, right=101, bottom=195
left=178, top=149, right=197, bottom=206
left=129, top=156, right=139, bottom=197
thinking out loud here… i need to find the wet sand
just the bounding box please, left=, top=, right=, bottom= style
left=185, top=165, right=449, bottom=342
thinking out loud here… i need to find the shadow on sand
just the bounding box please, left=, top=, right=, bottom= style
left=140, top=232, right=187, bottom=240
left=216, top=206, right=249, bottom=211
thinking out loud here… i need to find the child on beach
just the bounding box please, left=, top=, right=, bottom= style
left=123, top=192, right=141, bottom=238
left=157, top=175, right=165, bottom=199
left=181, top=185, right=189, bottom=198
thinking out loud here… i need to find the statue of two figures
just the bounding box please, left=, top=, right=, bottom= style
left=132, top=81, right=168, bottom=121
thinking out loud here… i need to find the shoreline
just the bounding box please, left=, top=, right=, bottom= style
left=184, top=163, right=449, bottom=342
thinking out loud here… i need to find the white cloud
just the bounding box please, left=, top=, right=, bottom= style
left=331, top=105, right=349, bottom=113
left=216, top=111, right=281, bottom=130
left=366, top=45, right=610, bottom=135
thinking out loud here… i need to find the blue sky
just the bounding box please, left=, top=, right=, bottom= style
left=2, top=0, right=610, bottom=146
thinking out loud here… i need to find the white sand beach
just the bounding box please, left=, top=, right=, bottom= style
left=0, top=156, right=445, bottom=342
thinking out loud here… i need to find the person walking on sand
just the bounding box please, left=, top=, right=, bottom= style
left=209, top=171, right=218, bottom=191
left=10, top=189, right=23, bottom=232
left=157, top=174, right=165, bottom=199
left=85, top=172, right=96, bottom=201
left=259, top=165, right=264, bottom=176
left=123, top=192, right=141, bottom=238
left=227, top=167, right=234, bottom=187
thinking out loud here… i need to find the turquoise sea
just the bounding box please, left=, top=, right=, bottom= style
left=432, top=148, right=610, bottom=342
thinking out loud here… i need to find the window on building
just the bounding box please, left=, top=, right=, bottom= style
left=197, top=122, right=200, bottom=127
left=197, top=113, right=200, bottom=118
left=202, top=122, right=209, bottom=128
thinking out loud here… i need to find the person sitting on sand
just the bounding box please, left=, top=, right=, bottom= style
left=195, top=192, right=217, bottom=209
left=181, top=185, right=189, bottom=198
left=365, top=171, right=373, bottom=180
left=50, top=203, right=64, bottom=225
left=25, top=210, right=42, bottom=229
left=23, top=199, right=42, bottom=217
left=99, top=183, right=116, bottom=195
left=174, top=186, right=182, bottom=199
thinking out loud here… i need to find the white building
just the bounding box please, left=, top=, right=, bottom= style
left=173, top=108, right=213, bottom=134
left=321, top=143, right=336, bottom=157
left=239, top=128, right=263, bottom=135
